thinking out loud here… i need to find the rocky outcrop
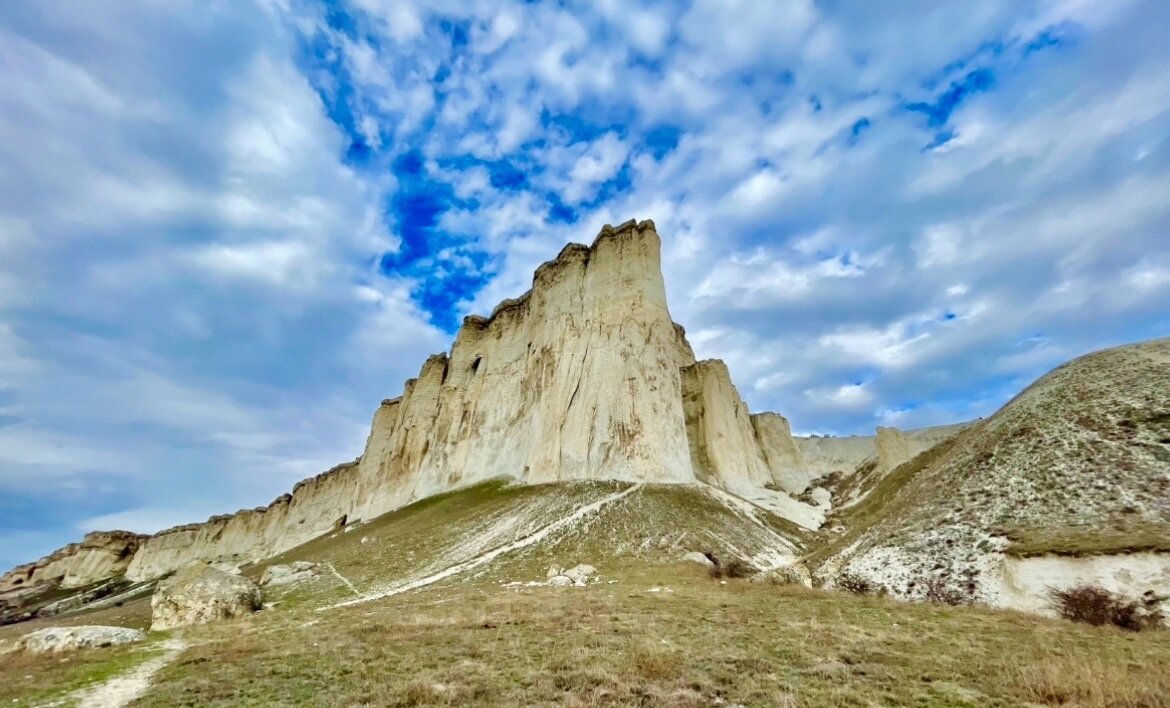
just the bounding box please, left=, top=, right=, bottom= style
left=348, top=220, right=698, bottom=526
left=793, top=421, right=972, bottom=486
left=117, top=220, right=703, bottom=581
left=2, top=219, right=970, bottom=594
left=0, top=531, right=145, bottom=593
left=150, top=565, right=262, bottom=631
left=751, top=412, right=812, bottom=493
left=259, top=561, right=318, bottom=588
left=16, top=626, right=145, bottom=654
left=125, top=461, right=360, bottom=582
left=681, top=359, right=774, bottom=493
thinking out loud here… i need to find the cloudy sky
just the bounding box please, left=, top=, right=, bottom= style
left=2, top=0, right=1168, bottom=569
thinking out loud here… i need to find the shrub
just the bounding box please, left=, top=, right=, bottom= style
left=923, top=576, right=969, bottom=606
left=1049, top=584, right=1164, bottom=631
left=705, top=553, right=756, bottom=579
left=835, top=571, right=875, bottom=595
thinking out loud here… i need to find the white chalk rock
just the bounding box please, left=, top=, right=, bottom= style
left=683, top=551, right=715, bottom=568
left=563, top=564, right=597, bottom=586
left=259, top=561, right=317, bottom=587
left=150, top=565, right=261, bottom=631
left=17, top=626, right=145, bottom=654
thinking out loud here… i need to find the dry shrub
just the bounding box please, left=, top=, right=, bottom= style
left=835, top=571, right=875, bottom=595
left=1049, top=584, right=1164, bottom=631
left=704, top=553, right=755, bottom=579
left=399, top=679, right=447, bottom=706
left=924, top=576, right=968, bottom=606
left=630, top=642, right=682, bottom=680
left=1012, top=655, right=1170, bottom=706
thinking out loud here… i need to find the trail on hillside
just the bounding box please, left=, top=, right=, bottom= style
left=323, top=562, right=360, bottom=595
left=320, top=484, right=642, bottom=611
left=65, top=638, right=186, bottom=708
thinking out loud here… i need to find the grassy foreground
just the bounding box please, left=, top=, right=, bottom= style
left=125, top=564, right=1168, bottom=707
left=3, top=481, right=1167, bottom=706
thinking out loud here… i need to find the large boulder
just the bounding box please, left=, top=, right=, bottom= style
left=150, top=565, right=261, bottom=631
left=17, top=626, right=145, bottom=654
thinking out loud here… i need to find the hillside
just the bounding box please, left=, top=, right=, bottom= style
left=813, top=337, right=1170, bottom=607
left=2, top=480, right=1168, bottom=707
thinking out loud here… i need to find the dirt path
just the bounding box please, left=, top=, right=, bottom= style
left=67, top=638, right=186, bottom=708
left=323, top=562, right=360, bottom=595
left=320, top=483, right=642, bottom=610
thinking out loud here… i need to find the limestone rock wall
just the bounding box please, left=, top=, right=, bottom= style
left=349, top=219, right=698, bottom=523
left=116, top=219, right=706, bottom=582
left=751, top=412, right=812, bottom=494
left=125, top=461, right=361, bottom=582
left=0, top=531, right=145, bottom=592
left=793, top=422, right=972, bottom=486
left=3, top=219, right=974, bottom=588
left=875, top=427, right=913, bottom=474
left=681, top=360, right=774, bottom=493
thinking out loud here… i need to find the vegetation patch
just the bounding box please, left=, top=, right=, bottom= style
left=0, top=641, right=163, bottom=705
left=1049, top=584, right=1165, bottom=631
left=1002, top=521, right=1170, bottom=557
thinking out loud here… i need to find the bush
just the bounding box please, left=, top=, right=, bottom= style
left=1049, top=584, right=1164, bottom=631
left=705, top=553, right=756, bottom=580
left=835, top=571, right=875, bottom=595
left=924, top=576, right=969, bottom=606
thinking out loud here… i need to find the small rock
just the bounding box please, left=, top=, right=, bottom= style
left=360, top=537, right=369, bottom=544
left=17, top=626, right=145, bottom=654
left=546, top=565, right=563, bottom=579
left=547, top=575, right=574, bottom=588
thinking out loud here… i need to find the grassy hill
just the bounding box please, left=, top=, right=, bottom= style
left=2, top=478, right=1169, bottom=706
left=810, top=337, right=1170, bottom=600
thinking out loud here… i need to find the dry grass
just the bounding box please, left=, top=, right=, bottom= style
left=1002, top=521, right=1170, bottom=557
left=115, top=564, right=1170, bottom=707
left=0, top=640, right=164, bottom=705
left=1012, top=655, right=1170, bottom=707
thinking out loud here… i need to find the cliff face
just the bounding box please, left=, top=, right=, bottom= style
left=348, top=221, right=697, bottom=525
left=3, top=219, right=966, bottom=588
left=0, top=531, right=145, bottom=592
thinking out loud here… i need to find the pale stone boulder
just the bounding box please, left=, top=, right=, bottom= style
left=150, top=565, right=261, bottom=631
left=683, top=551, right=715, bottom=568
left=17, top=626, right=145, bottom=654
left=259, top=561, right=317, bottom=588
left=547, top=575, right=574, bottom=588
left=563, top=564, right=597, bottom=586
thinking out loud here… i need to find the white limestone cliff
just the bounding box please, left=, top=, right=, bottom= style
left=0, top=531, right=146, bottom=592
left=3, top=219, right=966, bottom=587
